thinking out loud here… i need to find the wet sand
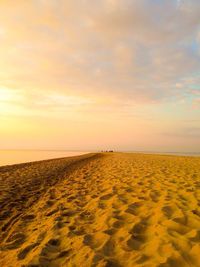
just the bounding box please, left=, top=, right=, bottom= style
left=0, top=153, right=200, bottom=267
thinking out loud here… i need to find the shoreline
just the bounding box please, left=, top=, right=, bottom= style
left=0, top=150, right=90, bottom=168
left=0, top=150, right=199, bottom=168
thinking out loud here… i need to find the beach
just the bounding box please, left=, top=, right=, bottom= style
left=0, top=152, right=200, bottom=267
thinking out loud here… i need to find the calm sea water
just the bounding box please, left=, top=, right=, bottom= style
left=127, top=151, right=200, bottom=157
left=0, top=150, right=89, bottom=167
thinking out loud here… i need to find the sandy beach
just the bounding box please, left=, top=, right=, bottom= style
left=0, top=152, right=200, bottom=267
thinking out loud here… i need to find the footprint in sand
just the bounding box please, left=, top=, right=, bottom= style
left=125, top=202, right=144, bottom=216
left=4, top=232, right=26, bottom=250
left=166, top=220, right=190, bottom=236
left=150, top=190, right=161, bottom=202
left=18, top=242, right=39, bottom=260
left=54, top=220, right=66, bottom=230
left=83, top=234, right=96, bottom=248
left=136, top=254, right=150, bottom=264
left=54, top=216, right=70, bottom=228
left=29, top=240, right=72, bottom=266
left=44, top=199, right=55, bottom=209
left=83, top=233, right=108, bottom=250
left=172, top=215, right=187, bottom=225
left=102, top=239, right=117, bottom=257
left=79, top=211, right=95, bottom=222
left=68, top=225, right=85, bottom=236
left=1, top=213, right=22, bottom=232
left=92, top=255, right=121, bottom=267
left=100, top=193, right=114, bottom=200
left=61, top=209, right=77, bottom=217
left=39, top=238, right=61, bottom=260
left=162, top=205, right=175, bottom=219
left=112, top=220, right=124, bottom=229
left=104, top=228, right=117, bottom=235
left=158, top=256, right=184, bottom=267
left=125, top=187, right=134, bottom=193
left=189, top=230, right=200, bottom=242
left=99, top=201, right=108, bottom=209
left=126, top=220, right=148, bottom=250
left=45, top=208, right=59, bottom=217
left=22, top=214, right=36, bottom=221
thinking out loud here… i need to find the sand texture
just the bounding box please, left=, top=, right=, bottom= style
left=0, top=153, right=200, bottom=267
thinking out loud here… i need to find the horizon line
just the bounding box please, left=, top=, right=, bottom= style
left=0, top=149, right=199, bottom=154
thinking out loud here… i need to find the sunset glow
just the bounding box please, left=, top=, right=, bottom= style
left=0, top=0, right=199, bottom=152
left=1, top=3, right=200, bottom=265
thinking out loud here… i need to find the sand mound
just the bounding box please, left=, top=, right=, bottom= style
left=0, top=153, right=200, bottom=266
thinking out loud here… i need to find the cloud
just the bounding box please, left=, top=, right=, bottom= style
left=0, top=0, right=200, bottom=105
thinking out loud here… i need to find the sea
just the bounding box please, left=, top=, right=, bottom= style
left=127, top=151, right=200, bottom=157
left=0, top=150, right=89, bottom=167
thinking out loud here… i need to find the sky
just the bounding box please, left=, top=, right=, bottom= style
left=0, top=0, right=200, bottom=152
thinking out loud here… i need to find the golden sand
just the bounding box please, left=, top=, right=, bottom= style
left=0, top=153, right=200, bottom=267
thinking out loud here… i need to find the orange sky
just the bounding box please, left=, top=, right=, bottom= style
left=0, top=0, right=200, bottom=152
